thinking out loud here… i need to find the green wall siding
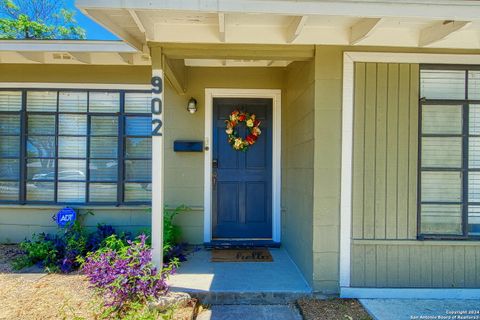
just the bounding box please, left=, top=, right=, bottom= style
left=352, top=241, right=480, bottom=288
left=0, top=207, right=151, bottom=243
left=282, top=60, right=315, bottom=288
left=351, top=61, right=480, bottom=288
left=0, top=64, right=286, bottom=245
left=352, top=62, right=419, bottom=240
left=312, top=46, right=343, bottom=293
left=0, top=64, right=151, bottom=84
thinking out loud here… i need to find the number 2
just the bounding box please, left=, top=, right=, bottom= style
left=152, top=118, right=162, bottom=136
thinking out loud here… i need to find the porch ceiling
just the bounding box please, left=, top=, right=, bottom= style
left=76, top=0, right=480, bottom=51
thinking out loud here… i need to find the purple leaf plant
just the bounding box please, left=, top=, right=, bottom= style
left=82, top=234, right=175, bottom=310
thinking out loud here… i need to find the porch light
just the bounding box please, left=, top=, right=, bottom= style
left=187, top=98, right=198, bottom=114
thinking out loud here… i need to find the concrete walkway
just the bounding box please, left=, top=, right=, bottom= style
left=360, top=299, right=480, bottom=320
left=168, top=248, right=311, bottom=304
left=196, top=305, right=302, bottom=320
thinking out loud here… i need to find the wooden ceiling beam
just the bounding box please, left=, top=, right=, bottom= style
left=419, top=20, right=471, bottom=47
left=350, top=18, right=382, bottom=45
left=286, top=16, right=308, bottom=43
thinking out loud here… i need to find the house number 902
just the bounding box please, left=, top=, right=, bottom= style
left=151, top=75, right=163, bottom=136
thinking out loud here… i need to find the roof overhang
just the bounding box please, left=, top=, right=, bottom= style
left=76, top=0, right=480, bottom=50
left=0, top=40, right=151, bottom=65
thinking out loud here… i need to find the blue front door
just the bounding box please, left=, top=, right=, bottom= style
left=212, top=98, right=273, bottom=239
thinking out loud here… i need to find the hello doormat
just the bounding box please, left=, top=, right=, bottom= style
left=211, top=248, right=273, bottom=262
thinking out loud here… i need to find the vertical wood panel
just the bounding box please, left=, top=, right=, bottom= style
left=397, top=64, right=410, bottom=239
left=464, top=247, right=477, bottom=288
left=351, top=244, right=365, bottom=286
left=363, top=63, right=377, bottom=239
left=375, top=63, right=388, bottom=239
left=376, top=244, right=387, bottom=287
left=386, top=64, right=399, bottom=239
left=364, top=245, right=377, bottom=286
left=397, top=245, right=410, bottom=286
left=352, top=63, right=366, bottom=239
left=386, top=245, right=399, bottom=287
left=453, top=246, right=466, bottom=287
left=408, top=64, right=419, bottom=239
left=420, top=246, right=432, bottom=287
left=409, top=246, right=422, bottom=287
left=442, top=247, right=454, bottom=287
left=476, top=247, right=480, bottom=286
left=431, top=246, right=444, bottom=287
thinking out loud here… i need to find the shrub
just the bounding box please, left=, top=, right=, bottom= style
left=12, top=233, right=59, bottom=271
left=13, top=222, right=113, bottom=273
left=13, top=206, right=190, bottom=273
left=81, top=234, right=176, bottom=316
left=163, top=205, right=190, bottom=263
left=86, top=224, right=117, bottom=252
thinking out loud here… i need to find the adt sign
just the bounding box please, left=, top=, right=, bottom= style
left=55, top=207, right=77, bottom=227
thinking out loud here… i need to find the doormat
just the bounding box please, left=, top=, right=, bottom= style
left=211, top=248, right=273, bottom=262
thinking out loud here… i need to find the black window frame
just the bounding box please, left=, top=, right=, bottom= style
left=0, top=88, right=152, bottom=206
left=418, top=64, right=480, bottom=240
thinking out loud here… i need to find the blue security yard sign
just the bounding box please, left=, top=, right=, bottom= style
left=55, top=207, right=77, bottom=227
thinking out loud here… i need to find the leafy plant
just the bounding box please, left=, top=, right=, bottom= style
left=86, top=224, right=118, bottom=252
left=162, top=205, right=190, bottom=262
left=13, top=221, right=116, bottom=273
left=81, top=234, right=176, bottom=317
left=0, top=0, right=86, bottom=39
left=163, top=206, right=185, bottom=247
left=12, top=232, right=59, bottom=271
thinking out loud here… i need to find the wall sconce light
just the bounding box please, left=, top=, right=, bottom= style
left=187, top=98, right=198, bottom=114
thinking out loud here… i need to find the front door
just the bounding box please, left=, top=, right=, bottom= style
left=212, top=98, right=272, bottom=239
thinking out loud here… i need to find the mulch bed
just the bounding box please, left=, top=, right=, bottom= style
left=0, top=243, right=196, bottom=320
left=297, top=298, right=372, bottom=320
left=0, top=244, right=24, bottom=273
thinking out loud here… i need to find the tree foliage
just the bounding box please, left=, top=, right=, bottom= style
left=0, top=0, right=86, bottom=39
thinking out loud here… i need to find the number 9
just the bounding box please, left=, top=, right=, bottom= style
left=151, top=76, right=162, bottom=94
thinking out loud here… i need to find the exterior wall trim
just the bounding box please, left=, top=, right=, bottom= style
left=340, top=51, right=480, bottom=296
left=203, top=88, right=282, bottom=243
left=341, top=288, right=480, bottom=299
left=0, top=83, right=149, bottom=90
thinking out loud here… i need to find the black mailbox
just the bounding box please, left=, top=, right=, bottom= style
left=173, top=140, right=203, bottom=152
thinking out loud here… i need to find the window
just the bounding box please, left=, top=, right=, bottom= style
left=0, top=89, right=151, bottom=205
left=419, top=66, right=480, bottom=238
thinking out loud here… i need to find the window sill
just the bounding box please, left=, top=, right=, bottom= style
left=0, top=204, right=150, bottom=210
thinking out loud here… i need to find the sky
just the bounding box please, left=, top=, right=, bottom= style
left=65, top=0, right=118, bottom=40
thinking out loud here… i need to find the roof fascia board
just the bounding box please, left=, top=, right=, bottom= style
left=0, top=40, right=137, bottom=52
left=76, top=0, right=480, bottom=20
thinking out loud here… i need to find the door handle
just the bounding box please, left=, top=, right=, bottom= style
left=212, top=172, right=217, bottom=189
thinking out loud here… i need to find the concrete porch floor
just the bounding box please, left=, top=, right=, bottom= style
left=168, top=247, right=312, bottom=304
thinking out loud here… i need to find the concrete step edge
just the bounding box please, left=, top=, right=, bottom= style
left=188, top=291, right=313, bottom=305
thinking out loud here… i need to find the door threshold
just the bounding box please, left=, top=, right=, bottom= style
left=205, top=239, right=281, bottom=248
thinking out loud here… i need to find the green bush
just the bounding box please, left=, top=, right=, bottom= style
left=163, top=205, right=190, bottom=248
left=12, top=233, right=59, bottom=271
left=13, top=206, right=190, bottom=273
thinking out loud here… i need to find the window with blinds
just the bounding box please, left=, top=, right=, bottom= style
left=419, top=67, right=480, bottom=238
left=0, top=89, right=151, bottom=205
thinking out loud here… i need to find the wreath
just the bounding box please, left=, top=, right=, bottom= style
left=225, top=110, right=262, bottom=151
